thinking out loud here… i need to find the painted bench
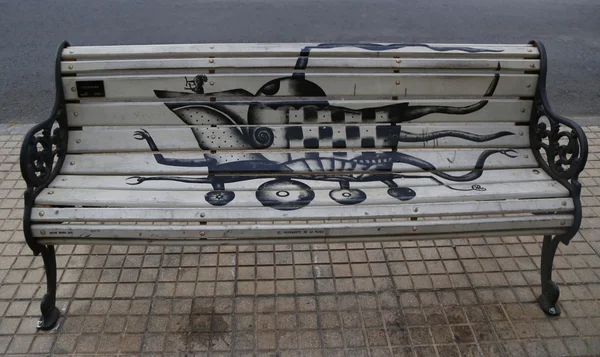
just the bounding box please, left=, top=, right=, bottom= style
left=20, top=41, right=588, bottom=330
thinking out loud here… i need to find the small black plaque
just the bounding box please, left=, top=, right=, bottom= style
left=76, top=80, right=105, bottom=98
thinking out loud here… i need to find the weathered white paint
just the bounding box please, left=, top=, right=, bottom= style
left=62, top=73, right=537, bottom=100
left=31, top=198, right=573, bottom=222
left=62, top=57, right=540, bottom=73
left=67, top=124, right=530, bottom=153
left=66, top=100, right=534, bottom=126
left=36, top=181, right=568, bottom=208
left=62, top=43, right=539, bottom=60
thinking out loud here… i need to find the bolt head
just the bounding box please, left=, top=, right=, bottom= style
left=76, top=139, right=81, bottom=143
left=209, top=58, right=214, bottom=63
left=71, top=87, right=76, bottom=92
left=200, top=212, right=206, bottom=218
left=526, top=84, right=531, bottom=88
left=70, top=161, right=75, bottom=165
left=200, top=232, right=205, bottom=236
left=39, top=211, right=45, bottom=217
left=561, top=201, right=567, bottom=206
left=210, top=81, right=215, bottom=85
left=73, top=112, right=78, bottom=117
left=520, top=108, right=526, bottom=113
left=40, top=230, right=46, bottom=235
left=519, top=131, right=523, bottom=136
left=560, top=221, right=566, bottom=226
left=396, top=59, right=401, bottom=63
left=530, top=64, right=535, bottom=68
left=68, top=64, right=73, bottom=69
left=524, top=155, right=529, bottom=158
left=413, top=207, right=418, bottom=213
left=395, top=80, right=400, bottom=85
left=527, top=48, right=532, bottom=52
left=412, top=226, right=418, bottom=231
left=48, top=191, right=54, bottom=195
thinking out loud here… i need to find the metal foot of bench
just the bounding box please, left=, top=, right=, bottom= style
left=538, top=235, right=561, bottom=316
left=37, top=245, right=60, bottom=330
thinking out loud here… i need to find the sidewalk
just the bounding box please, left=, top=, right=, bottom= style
left=0, top=127, right=598, bottom=357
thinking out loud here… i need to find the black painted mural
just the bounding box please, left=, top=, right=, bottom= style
left=129, top=43, right=516, bottom=210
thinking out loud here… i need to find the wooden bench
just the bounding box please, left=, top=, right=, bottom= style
left=20, top=41, right=588, bottom=330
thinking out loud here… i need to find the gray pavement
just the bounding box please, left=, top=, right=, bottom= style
left=0, top=0, right=599, bottom=124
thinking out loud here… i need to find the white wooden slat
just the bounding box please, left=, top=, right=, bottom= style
left=50, top=168, right=553, bottom=191
left=66, top=100, right=534, bottom=126
left=67, top=124, right=530, bottom=153
left=31, top=215, right=572, bottom=240
left=62, top=74, right=537, bottom=100
left=62, top=43, right=539, bottom=60
left=62, top=58, right=541, bottom=73
left=31, top=198, right=574, bottom=222
left=60, top=148, right=537, bottom=175
left=35, top=228, right=566, bottom=246
left=35, top=181, right=569, bottom=208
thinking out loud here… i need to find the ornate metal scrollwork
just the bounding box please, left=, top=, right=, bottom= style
left=530, top=107, right=587, bottom=184
left=528, top=41, right=588, bottom=191
left=21, top=115, right=68, bottom=187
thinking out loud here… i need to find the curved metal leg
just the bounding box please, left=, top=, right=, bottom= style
left=37, top=245, right=60, bottom=330
left=538, top=235, right=561, bottom=316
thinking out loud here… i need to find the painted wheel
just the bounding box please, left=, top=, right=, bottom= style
left=329, top=188, right=367, bottom=205
left=205, top=190, right=235, bottom=206
left=256, top=179, right=315, bottom=211
left=387, top=187, right=416, bottom=201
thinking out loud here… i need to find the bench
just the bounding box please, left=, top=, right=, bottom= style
left=20, top=41, right=588, bottom=330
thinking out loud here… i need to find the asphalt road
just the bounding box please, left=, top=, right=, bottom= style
left=0, top=0, right=598, bottom=124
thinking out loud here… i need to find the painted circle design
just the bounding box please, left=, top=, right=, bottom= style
left=387, top=187, right=416, bottom=201
left=329, top=188, right=367, bottom=205
left=276, top=191, right=290, bottom=197
left=256, top=179, right=315, bottom=211
left=204, top=190, right=235, bottom=206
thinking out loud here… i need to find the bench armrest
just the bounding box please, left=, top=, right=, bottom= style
left=529, top=40, right=588, bottom=243
left=20, top=41, right=70, bottom=189
left=19, top=41, right=70, bottom=255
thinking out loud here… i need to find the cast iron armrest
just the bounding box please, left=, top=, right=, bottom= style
left=529, top=40, right=588, bottom=245
left=19, top=41, right=70, bottom=255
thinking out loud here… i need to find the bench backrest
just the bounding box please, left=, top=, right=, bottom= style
left=58, top=43, right=542, bottom=200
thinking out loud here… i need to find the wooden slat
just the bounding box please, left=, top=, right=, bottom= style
left=62, top=43, right=540, bottom=60
left=35, top=181, right=569, bottom=208
left=60, top=148, right=537, bottom=175
left=31, top=215, right=572, bottom=240
left=50, top=168, right=553, bottom=191
left=68, top=124, right=530, bottom=153
left=62, top=58, right=540, bottom=73
left=35, top=228, right=566, bottom=246
left=32, top=198, right=574, bottom=222
left=62, top=73, right=537, bottom=100
left=66, top=100, right=534, bottom=126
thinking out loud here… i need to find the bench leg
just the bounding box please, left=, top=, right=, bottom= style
left=37, top=245, right=60, bottom=330
left=538, top=235, right=561, bottom=316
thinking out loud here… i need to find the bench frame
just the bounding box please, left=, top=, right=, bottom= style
left=20, top=40, right=588, bottom=330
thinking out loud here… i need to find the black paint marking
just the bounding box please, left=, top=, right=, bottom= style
left=286, top=126, right=304, bottom=140
left=346, top=126, right=361, bottom=139
left=333, top=140, right=347, bottom=148
left=484, top=74, right=500, bottom=97
left=303, top=138, right=319, bottom=149
left=397, top=130, right=514, bottom=143
left=303, top=107, right=318, bottom=122
left=362, top=109, right=376, bottom=121
left=319, top=126, right=333, bottom=139
left=331, top=110, right=345, bottom=123
left=361, top=138, right=376, bottom=148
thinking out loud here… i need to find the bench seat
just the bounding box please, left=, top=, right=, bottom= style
left=20, top=41, right=588, bottom=329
